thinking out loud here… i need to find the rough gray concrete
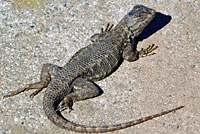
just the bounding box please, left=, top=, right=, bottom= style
left=0, top=0, right=199, bottom=134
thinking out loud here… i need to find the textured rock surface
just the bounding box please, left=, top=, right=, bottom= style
left=1, top=0, right=199, bottom=134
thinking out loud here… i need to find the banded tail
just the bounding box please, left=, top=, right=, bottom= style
left=44, top=104, right=184, bottom=133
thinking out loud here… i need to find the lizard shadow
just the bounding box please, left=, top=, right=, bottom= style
left=134, top=12, right=172, bottom=48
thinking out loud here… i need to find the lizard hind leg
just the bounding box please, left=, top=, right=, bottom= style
left=4, top=64, right=61, bottom=99
left=56, top=78, right=103, bottom=112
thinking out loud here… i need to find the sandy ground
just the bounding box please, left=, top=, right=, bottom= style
left=0, top=0, right=200, bottom=134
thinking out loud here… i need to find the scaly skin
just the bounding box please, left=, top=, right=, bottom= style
left=4, top=5, right=184, bottom=133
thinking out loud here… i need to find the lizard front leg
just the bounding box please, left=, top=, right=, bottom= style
left=4, top=64, right=62, bottom=98
left=56, top=78, right=103, bottom=112
left=123, top=43, right=158, bottom=62
left=90, top=23, right=114, bottom=42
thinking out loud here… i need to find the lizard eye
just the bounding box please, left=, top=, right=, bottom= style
left=131, top=30, right=135, bottom=34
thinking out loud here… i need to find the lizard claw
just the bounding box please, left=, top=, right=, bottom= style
left=3, top=87, right=28, bottom=98
left=29, top=88, right=43, bottom=99
left=90, top=23, right=114, bottom=42
left=139, top=44, right=158, bottom=58
left=56, top=97, right=74, bottom=112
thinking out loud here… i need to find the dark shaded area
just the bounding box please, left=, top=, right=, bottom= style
left=134, top=12, right=172, bottom=47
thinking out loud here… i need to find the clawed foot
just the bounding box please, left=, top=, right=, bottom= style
left=90, top=23, right=114, bottom=42
left=56, top=97, right=74, bottom=113
left=139, top=44, right=158, bottom=58
left=3, top=87, right=27, bottom=98
left=100, top=23, right=114, bottom=33
left=3, top=84, right=35, bottom=98
left=29, top=88, right=43, bottom=98
left=4, top=65, right=52, bottom=99
left=3, top=81, right=49, bottom=99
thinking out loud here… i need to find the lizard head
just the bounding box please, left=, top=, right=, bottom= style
left=121, top=5, right=156, bottom=37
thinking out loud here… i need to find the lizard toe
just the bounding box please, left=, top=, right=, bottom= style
left=56, top=97, right=73, bottom=112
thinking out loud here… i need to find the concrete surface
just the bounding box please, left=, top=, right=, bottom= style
left=0, top=0, right=199, bottom=134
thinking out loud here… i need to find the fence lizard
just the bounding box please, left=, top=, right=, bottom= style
left=4, top=5, right=184, bottom=133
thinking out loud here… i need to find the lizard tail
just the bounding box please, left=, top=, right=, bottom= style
left=43, top=94, right=184, bottom=133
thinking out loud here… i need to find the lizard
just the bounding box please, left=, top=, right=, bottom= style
left=4, top=5, right=184, bottom=133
